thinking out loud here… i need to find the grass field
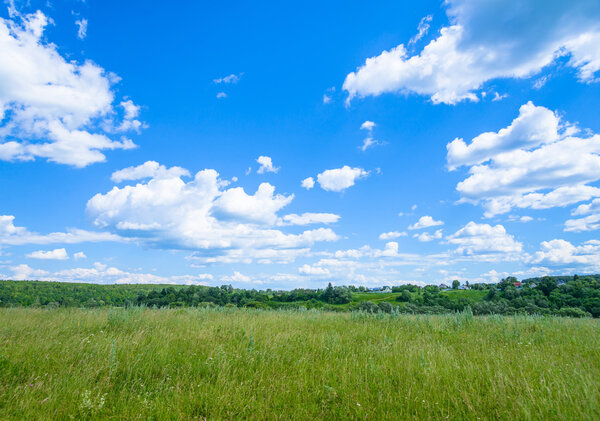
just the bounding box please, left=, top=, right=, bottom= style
left=1, top=307, right=599, bottom=420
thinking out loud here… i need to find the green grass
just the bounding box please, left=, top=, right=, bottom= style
left=352, top=292, right=403, bottom=303
left=441, top=289, right=488, bottom=301
left=1, top=308, right=599, bottom=420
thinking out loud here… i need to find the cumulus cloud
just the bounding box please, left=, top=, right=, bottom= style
left=0, top=10, right=143, bottom=167
left=447, top=102, right=559, bottom=170
left=447, top=222, right=522, bottom=257
left=87, top=162, right=339, bottom=263
left=408, top=216, right=444, bottom=230
left=316, top=166, right=369, bottom=192
left=10, top=263, right=48, bottom=280
left=360, top=121, right=376, bottom=131
left=73, top=251, right=87, bottom=260
left=298, top=264, right=331, bottom=277
left=301, top=177, right=315, bottom=189
left=26, top=247, right=69, bottom=260
left=449, top=102, right=600, bottom=217
left=343, top=0, right=600, bottom=104
left=413, top=229, right=442, bottom=242
left=256, top=156, right=279, bottom=174
left=532, top=239, right=600, bottom=269
left=0, top=214, right=121, bottom=246
left=564, top=198, right=600, bottom=232
left=111, top=161, right=190, bottom=183
left=379, top=231, right=407, bottom=240
left=281, top=213, right=340, bottom=226
left=9, top=261, right=212, bottom=284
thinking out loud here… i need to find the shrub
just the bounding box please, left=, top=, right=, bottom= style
left=358, top=301, right=378, bottom=313
left=378, top=302, right=394, bottom=313
left=555, top=307, right=592, bottom=318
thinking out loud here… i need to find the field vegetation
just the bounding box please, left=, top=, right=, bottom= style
left=1, top=274, right=599, bottom=317
left=0, top=307, right=599, bottom=419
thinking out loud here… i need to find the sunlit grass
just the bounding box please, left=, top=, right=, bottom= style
left=0, top=307, right=598, bottom=420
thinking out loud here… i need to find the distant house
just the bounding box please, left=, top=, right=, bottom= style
left=439, top=283, right=449, bottom=289
left=369, top=287, right=392, bottom=293
left=513, top=281, right=522, bottom=288
left=458, top=285, right=469, bottom=290
left=529, top=282, right=537, bottom=288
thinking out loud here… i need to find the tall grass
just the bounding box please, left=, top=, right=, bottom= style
left=0, top=307, right=598, bottom=420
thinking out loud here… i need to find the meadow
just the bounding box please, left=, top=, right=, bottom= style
left=1, top=307, right=599, bottom=420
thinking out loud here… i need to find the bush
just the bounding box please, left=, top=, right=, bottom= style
left=554, top=307, right=591, bottom=318
left=358, top=301, right=378, bottom=313
left=378, top=302, right=394, bottom=313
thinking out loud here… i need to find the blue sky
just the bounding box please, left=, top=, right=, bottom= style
left=1, top=0, right=600, bottom=288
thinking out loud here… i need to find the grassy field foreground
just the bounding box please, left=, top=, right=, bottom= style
left=0, top=308, right=599, bottom=420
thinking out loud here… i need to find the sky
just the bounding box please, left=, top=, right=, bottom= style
left=1, top=0, right=600, bottom=288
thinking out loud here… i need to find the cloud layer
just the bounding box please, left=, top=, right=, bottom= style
left=87, top=162, right=339, bottom=263
left=0, top=10, right=142, bottom=167
left=449, top=102, right=600, bottom=217
left=344, top=0, right=600, bottom=104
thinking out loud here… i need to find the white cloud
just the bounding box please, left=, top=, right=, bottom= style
left=360, top=137, right=380, bottom=152
left=492, top=92, right=508, bottom=102
left=73, top=251, right=86, bottom=260
left=343, top=0, right=600, bottom=104
left=413, top=229, right=442, bottom=242
left=322, top=86, right=335, bottom=104
left=189, top=247, right=311, bottom=265
left=447, top=102, right=559, bottom=170
left=111, top=161, right=190, bottom=183
left=115, top=100, right=145, bottom=132
left=564, top=198, right=600, bottom=232
left=408, top=215, right=444, bottom=230
left=9, top=262, right=211, bottom=284
left=75, top=18, right=87, bottom=40
left=216, top=92, right=227, bottom=99
left=298, top=264, right=331, bottom=277
left=10, top=264, right=48, bottom=280
left=408, top=15, right=433, bottom=46
left=26, top=247, right=68, bottom=260
left=256, top=156, right=279, bottom=174
left=532, top=239, right=600, bottom=269
left=87, top=162, right=339, bottom=263
left=0, top=10, right=143, bottom=167
left=316, top=166, right=369, bottom=192
left=447, top=222, right=522, bottom=257
left=379, top=231, right=407, bottom=240
left=450, top=102, right=600, bottom=217
left=213, top=73, right=242, bottom=84
left=281, top=213, right=340, bottom=226
left=359, top=120, right=381, bottom=151
left=0, top=214, right=122, bottom=246
left=301, top=177, right=315, bottom=189
left=214, top=183, right=293, bottom=225
left=360, top=121, right=376, bottom=131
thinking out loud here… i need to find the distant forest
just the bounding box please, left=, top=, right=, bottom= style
left=0, top=274, right=599, bottom=317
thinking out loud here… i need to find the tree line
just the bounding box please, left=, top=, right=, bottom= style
left=0, top=275, right=599, bottom=317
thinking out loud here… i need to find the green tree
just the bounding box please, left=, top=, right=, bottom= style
left=452, top=280, right=460, bottom=290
